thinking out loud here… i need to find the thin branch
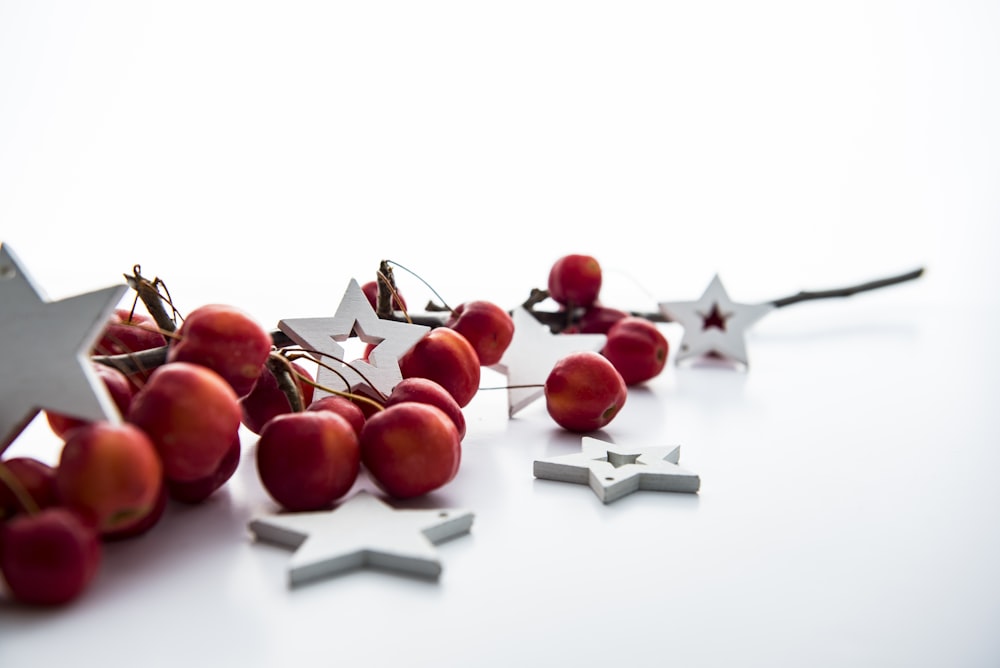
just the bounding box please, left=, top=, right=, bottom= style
left=771, top=267, right=925, bottom=309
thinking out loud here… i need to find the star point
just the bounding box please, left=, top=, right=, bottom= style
left=248, top=490, right=474, bottom=586
left=278, top=279, right=429, bottom=400
left=658, top=274, right=773, bottom=368
left=489, top=307, right=606, bottom=416
left=533, top=436, right=700, bottom=504
left=0, top=244, right=128, bottom=453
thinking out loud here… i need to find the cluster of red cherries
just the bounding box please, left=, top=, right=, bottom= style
left=0, top=254, right=669, bottom=607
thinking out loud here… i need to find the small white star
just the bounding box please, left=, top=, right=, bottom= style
left=533, top=436, right=700, bottom=504
left=658, top=274, right=774, bottom=368
left=0, top=244, right=128, bottom=453
left=278, top=279, right=429, bottom=400
left=490, top=307, right=606, bottom=416
left=248, top=491, right=474, bottom=586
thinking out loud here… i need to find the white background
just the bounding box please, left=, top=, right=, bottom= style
left=1, top=2, right=998, bottom=666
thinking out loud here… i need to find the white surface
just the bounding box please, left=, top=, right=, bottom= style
left=2, top=2, right=999, bottom=667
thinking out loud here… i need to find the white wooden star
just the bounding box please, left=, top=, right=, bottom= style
left=248, top=491, right=474, bottom=586
left=533, top=436, right=700, bottom=503
left=278, top=279, right=429, bottom=400
left=0, top=244, right=128, bottom=453
left=658, top=274, right=774, bottom=368
left=489, top=307, right=606, bottom=416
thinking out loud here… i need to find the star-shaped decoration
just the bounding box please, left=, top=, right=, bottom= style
left=0, top=244, right=128, bottom=454
left=533, top=436, right=700, bottom=504
left=248, top=491, right=474, bottom=586
left=658, top=274, right=774, bottom=368
left=489, top=307, right=606, bottom=416
left=278, top=279, right=429, bottom=400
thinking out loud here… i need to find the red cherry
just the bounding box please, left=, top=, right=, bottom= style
left=577, top=304, right=628, bottom=334
left=445, top=301, right=515, bottom=366
left=601, top=317, right=669, bottom=385
left=548, top=254, right=602, bottom=308
left=360, top=403, right=461, bottom=499
left=0, top=507, right=101, bottom=606
left=399, top=327, right=481, bottom=408
left=256, top=412, right=360, bottom=511
left=0, top=457, right=58, bottom=518
left=92, top=308, right=167, bottom=357
left=306, top=395, right=367, bottom=437
left=240, top=362, right=315, bottom=434
left=545, top=351, right=627, bottom=432
left=385, top=377, right=466, bottom=440
left=166, top=304, right=272, bottom=398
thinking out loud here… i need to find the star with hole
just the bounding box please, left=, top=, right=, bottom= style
left=490, top=307, right=606, bottom=416
left=0, top=244, right=127, bottom=453
left=658, top=274, right=773, bottom=367
left=248, top=491, right=474, bottom=585
left=533, top=436, right=700, bottom=503
left=278, top=279, right=429, bottom=401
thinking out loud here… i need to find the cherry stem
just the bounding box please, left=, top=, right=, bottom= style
left=770, top=267, right=925, bottom=308
left=291, top=372, right=386, bottom=413
left=376, top=264, right=412, bottom=324
left=384, top=259, right=453, bottom=313
left=282, top=346, right=390, bottom=403
left=124, top=265, right=182, bottom=334
left=266, top=353, right=303, bottom=413
left=0, top=462, right=40, bottom=516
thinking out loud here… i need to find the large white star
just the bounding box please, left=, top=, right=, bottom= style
left=248, top=490, right=474, bottom=585
left=278, top=279, right=429, bottom=401
left=658, top=274, right=774, bottom=368
left=0, top=244, right=127, bottom=453
left=489, top=307, right=606, bottom=416
left=533, top=436, right=700, bottom=504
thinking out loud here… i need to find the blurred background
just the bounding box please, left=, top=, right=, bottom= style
left=2, top=1, right=996, bottom=326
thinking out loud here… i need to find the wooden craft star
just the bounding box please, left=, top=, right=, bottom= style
left=533, top=436, right=700, bottom=503
left=658, top=274, right=773, bottom=368
left=248, top=491, right=474, bottom=586
left=0, top=244, right=127, bottom=453
left=278, top=279, right=429, bottom=400
left=490, top=307, right=606, bottom=416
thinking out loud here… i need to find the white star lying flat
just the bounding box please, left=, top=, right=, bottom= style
left=0, top=244, right=127, bottom=453
left=658, top=274, right=774, bottom=368
left=533, top=436, right=700, bottom=504
left=278, top=279, right=429, bottom=400
left=490, top=307, right=606, bottom=416
left=248, top=491, right=474, bottom=586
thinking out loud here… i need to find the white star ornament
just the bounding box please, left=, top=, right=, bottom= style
left=658, top=274, right=773, bottom=368
left=533, top=436, right=700, bottom=504
left=278, top=279, right=429, bottom=400
left=248, top=491, right=474, bottom=586
left=489, top=307, right=606, bottom=416
left=0, top=244, right=127, bottom=453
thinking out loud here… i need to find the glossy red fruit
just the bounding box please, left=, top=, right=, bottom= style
left=445, top=301, right=514, bottom=366
left=399, top=327, right=480, bottom=408
left=548, top=254, right=602, bottom=308
left=0, top=507, right=101, bottom=606
left=166, top=304, right=272, bottom=397
left=361, top=280, right=407, bottom=312
left=360, top=403, right=461, bottom=499
left=577, top=304, right=628, bottom=334
left=256, top=412, right=360, bottom=512
left=240, top=362, right=315, bottom=434
left=164, top=434, right=241, bottom=504
left=127, top=362, right=242, bottom=484
left=102, top=482, right=167, bottom=541
left=601, top=317, right=669, bottom=385
left=0, top=457, right=58, bottom=518
left=56, top=422, right=163, bottom=535
left=385, top=377, right=466, bottom=440
left=306, top=395, right=366, bottom=437
left=46, top=363, right=135, bottom=439
left=92, top=308, right=167, bottom=356
left=545, top=351, right=627, bottom=432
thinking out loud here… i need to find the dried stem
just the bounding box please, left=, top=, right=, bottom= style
left=124, top=265, right=181, bottom=334
left=266, top=353, right=303, bottom=413
left=771, top=268, right=925, bottom=309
